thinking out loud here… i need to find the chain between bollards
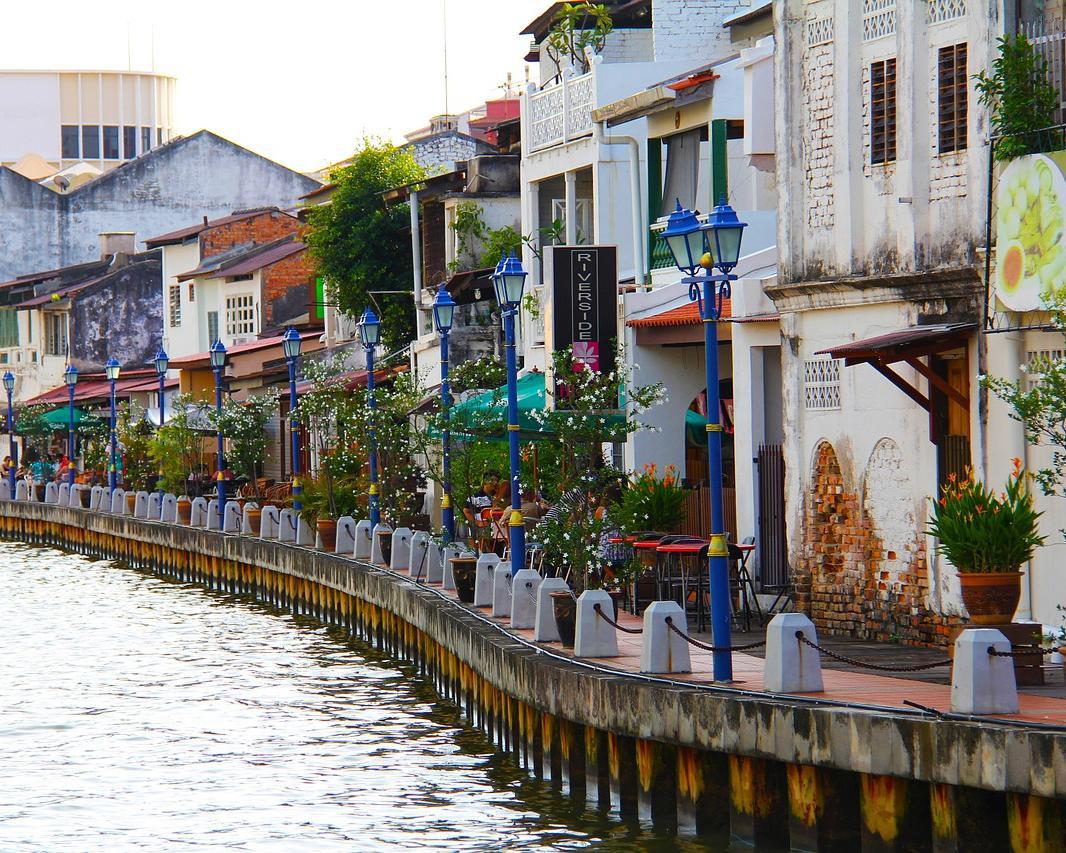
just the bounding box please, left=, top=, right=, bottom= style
left=987, top=646, right=1056, bottom=658
left=593, top=603, right=643, bottom=634
left=795, top=631, right=952, bottom=672
left=665, top=617, right=767, bottom=652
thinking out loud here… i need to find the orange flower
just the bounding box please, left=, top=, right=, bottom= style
left=1011, top=457, right=1023, bottom=476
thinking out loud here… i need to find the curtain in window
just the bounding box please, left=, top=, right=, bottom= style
left=661, top=128, right=702, bottom=216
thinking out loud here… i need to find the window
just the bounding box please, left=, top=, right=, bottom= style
left=550, top=198, right=594, bottom=244
left=0, top=309, right=17, bottom=348
left=168, top=285, right=182, bottom=327
left=188, top=282, right=195, bottom=302
left=81, top=125, right=100, bottom=159
left=102, top=126, right=120, bottom=159
left=44, top=313, right=68, bottom=357
left=870, top=58, right=897, bottom=165
left=61, top=126, right=80, bottom=159
left=123, top=126, right=137, bottom=159
left=938, top=43, right=968, bottom=153
left=207, top=311, right=219, bottom=345
left=803, top=356, right=841, bottom=410
left=141, top=127, right=152, bottom=152
left=225, top=294, right=256, bottom=338
left=157, top=128, right=164, bottom=147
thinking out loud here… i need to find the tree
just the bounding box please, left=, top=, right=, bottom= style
left=304, top=139, right=425, bottom=352
left=208, top=395, right=274, bottom=498
left=150, top=394, right=205, bottom=494
left=544, top=2, right=613, bottom=76
left=117, top=402, right=156, bottom=492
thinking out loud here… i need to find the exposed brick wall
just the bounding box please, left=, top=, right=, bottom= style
left=795, top=440, right=964, bottom=648
left=927, top=41, right=968, bottom=203
left=803, top=17, right=835, bottom=230
left=262, top=250, right=314, bottom=329
left=200, top=211, right=303, bottom=260
left=652, top=0, right=748, bottom=65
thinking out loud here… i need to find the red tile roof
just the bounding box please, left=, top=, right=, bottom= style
left=175, top=237, right=304, bottom=282
left=145, top=207, right=295, bottom=248
left=167, top=330, right=320, bottom=369
left=626, top=298, right=731, bottom=328
left=218, top=240, right=305, bottom=277
left=23, top=373, right=172, bottom=406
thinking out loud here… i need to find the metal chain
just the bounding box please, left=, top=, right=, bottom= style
left=525, top=582, right=538, bottom=604
left=593, top=603, right=643, bottom=634
left=665, top=617, right=767, bottom=652
left=987, top=646, right=1055, bottom=658
left=796, top=632, right=952, bottom=672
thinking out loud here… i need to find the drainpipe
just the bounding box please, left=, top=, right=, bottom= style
left=410, top=189, right=423, bottom=335
left=594, top=121, right=646, bottom=289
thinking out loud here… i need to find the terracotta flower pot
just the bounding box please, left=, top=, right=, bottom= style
left=551, top=590, right=577, bottom=648
left=245, top=507, right=262, bottom=536
left=176, top=498, right=192, bottom=525
left=451, top=557, right=478, bottom=603
left=78, top=489, right=91, bottom=508
left=125, top=492, right=137, bottom=514
left=317, top=519, right=337, bottom=552
left=959, top=571, right=1023, bottom=625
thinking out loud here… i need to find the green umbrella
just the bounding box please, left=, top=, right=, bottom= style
left=36, top=407, right=105, bottom=433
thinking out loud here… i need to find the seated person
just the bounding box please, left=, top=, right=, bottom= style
left=463, top=470, right=499, bottom=522
left=519, top=487, right=546, bottom=520
left=0, top=456, right=12, bottom=478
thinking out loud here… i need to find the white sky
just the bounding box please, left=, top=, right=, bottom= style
left=0, top=0, right=549, bottom=173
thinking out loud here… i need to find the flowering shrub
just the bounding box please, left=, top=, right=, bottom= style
left=537, top=489, right=612, bottom=590
left=611, top=463, right=687, bottom=534
left=209, top=394, right=274, bottom=497
left=927, top=461, right=1044, bottom=573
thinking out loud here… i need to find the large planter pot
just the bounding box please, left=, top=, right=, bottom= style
left=176, top=498, right=193, bottom=526
left=317, top=519, right=337, bottom=552
left=452, top=557, right=478, bottom=603
left=551, top=591, right=577, bottom=648
left=377, top=531, right=393, bottom=565
left=959, top=571, right=1023, bottom=625
left=245, top=507, right=262, bottom=536
left=125, top=493, right=137, bottom=514
left=78, top=489, right=91, bottom=509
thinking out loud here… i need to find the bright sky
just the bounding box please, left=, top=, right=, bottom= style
left=0, top=0, right=549, bottom=173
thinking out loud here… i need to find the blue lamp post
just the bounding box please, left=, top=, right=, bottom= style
left=433, top=288, right=457, bottom=543
left=3, top=371, right=16, bottom=498
left=492, top=251, right=528, bottom=575
left=105, top=358, right=121, bottom=495
left=359, top=309, right=382, bottom=528
left=662, top=198, right=747, bottom=683
left=282, top=328, right=303, bottom=512
left=154, top=348, right=168, bottom=499
left=210, top=340, right=227, bottom=531
left=63, top=364, right=78, bottom=486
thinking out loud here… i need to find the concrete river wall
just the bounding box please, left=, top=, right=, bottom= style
left=2, top=500, right=1064, bottom=852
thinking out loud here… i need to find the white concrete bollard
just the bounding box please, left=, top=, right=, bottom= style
left=189, top=497, right=206, bottom=527
left=278, top=509, right=298, bottom=543
left=474, top=553, right=501, bottom=606
left=239, top=502, right=259, bottom=534
left=0, top=479, right=10, bottom=501
left=408, top=532, right=432, bottom=579
left=70, top=484, right=88, bottom=508
left=134, top=491, right=150, bottom=519
left=260, top=506, right=280, bottom=539
left=15, top=480, right=29, bottom=502
left=441, top=544, right=468, bottom=590
left=574, top=590, right=619, bottom=658
left=335, top=516, right=357, bottom=555
left=353, top=520, right=373, bottom=560
left=509, top=569, right=542, bottom=630
left=162, top=494, right=180, bottom=523
left=640, top=601, right=692, bottom=674
left=764, top=613, right=825, bottom=693
left=147, top=492, right=162, bottom=520
left=206, top=499, right=221, bottom=530
left=89, top=484, right=105, bottom=510
left=424, top=541, right=444, bottom=583
left=109, top=489, right=126, bottom=514
left=296, top=516, right=315, bottom=546
left=951, top=629, right=1019, bottom=714
left=370, top=523, right=392, bottom=564
left=491, top=562, right=513, bottom=618
left=533, top=577, right=570, bottom=642
left=389, top=527, right=413, bottom=571
left=223, top=501, right=242, bottom=533
left=44, top=482, right=59, bottom=504
left=58, top=483, right=71, bottom=506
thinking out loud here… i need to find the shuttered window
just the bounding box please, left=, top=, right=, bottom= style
left=0, top=309, right=17, bottom=348
left=871, top=58, right=897, bottom=165
left=938, top=43, right=968, bottom=153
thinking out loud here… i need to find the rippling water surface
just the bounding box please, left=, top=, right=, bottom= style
left=0, top=543, right=716, bottom=851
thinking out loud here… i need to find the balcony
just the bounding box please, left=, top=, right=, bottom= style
left=527, top=69, right=596, bottom=152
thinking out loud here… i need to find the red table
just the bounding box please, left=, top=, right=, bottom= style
left=656, top=541, right=709, bottom=631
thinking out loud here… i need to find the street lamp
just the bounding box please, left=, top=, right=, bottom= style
left=282, top=327, right=303, bottom=512
left=664, top=197, right=747, bottom=683
left=492, top=251, right=527, bottom=575
left=63, top=364, right=78, bottom=486
left=3, top=371, right=16, bottom=499
left=358, top=308, right=381, bottom=529
left=433, top=288, right=457, bottom=542
left=210, top=340, right=227, bottom=532
left=105, top=358, right=121, bottom=495
left=154, top=348, right=168, bottom=499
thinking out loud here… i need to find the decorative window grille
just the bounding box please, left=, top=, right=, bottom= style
left=550, top=198, right=594, bottom=244
left=806, top=17, right=834, bottom=47
left=871, top=58, right=898, bottom=165
left=168, top=285, right=182, bottom=327
left=804, top=356, right=842, bottom=410
left=863, top=0, right=896, bottom=42
left=1025, top=349, right=1065, bottom=390
left=225, top=294, right=256, bottom=338
left=927, top=0, right=966, bottom=25
left=938, top=43, right=968, bottom=153
left=207, top=311, right=219, bottom=346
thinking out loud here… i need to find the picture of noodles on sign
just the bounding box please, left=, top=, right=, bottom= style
left=996, top=153, right=1066, bottom=312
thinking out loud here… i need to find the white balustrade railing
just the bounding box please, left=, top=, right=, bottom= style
left=528, top=69, right=596, bottom=153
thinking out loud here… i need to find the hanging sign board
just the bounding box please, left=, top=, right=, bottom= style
left=550, top=245, right=617, bottom=374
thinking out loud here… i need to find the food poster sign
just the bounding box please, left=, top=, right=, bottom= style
left=996, top=153, right=1066, bottom=312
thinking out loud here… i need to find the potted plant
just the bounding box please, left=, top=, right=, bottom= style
left=176, top=496, right=193, bottom=525
left=928, top=461, right=1045, bottom=625
left=452, top=553, right=479, bottom=603
left=117, top=402, right=156, bottom=510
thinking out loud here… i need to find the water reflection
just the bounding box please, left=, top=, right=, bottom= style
left=0, top=542, right=730, bottom=851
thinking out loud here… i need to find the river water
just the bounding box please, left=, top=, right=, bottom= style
left=0, top=543, right=712, bottom=851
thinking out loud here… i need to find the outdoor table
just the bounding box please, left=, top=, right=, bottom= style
left=656, top=541, right=709, bottom=631
left=732, top=542, right=761, bottom=631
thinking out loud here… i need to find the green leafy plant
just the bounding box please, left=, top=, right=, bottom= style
left=544, top=2, right=613, bottom=76
left=117, top=402, right=156, bottom=492
left=208, top=395, right=273, bottom=499
left=150, top=394, right=204, bottom=494
left=975, top=35, right=1060, bottom=161
left=479, top=225, right=522, bottom=269
left=927, top=461, right=1045, bottom=573
left=611, top=463, right=687, bottom=534
left=449, top=201, right=487, bottom=274
left=80, top=418, right=111, bottom=483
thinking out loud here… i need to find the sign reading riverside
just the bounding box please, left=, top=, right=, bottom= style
left=996, top=152, right=1066, bottom=312
left=551, top=246, right=617, bottom=373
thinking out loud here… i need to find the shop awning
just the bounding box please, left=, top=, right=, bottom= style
left=20, top=406, right=105, bottom=434
left=627, top=299, right=732, bottom=328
